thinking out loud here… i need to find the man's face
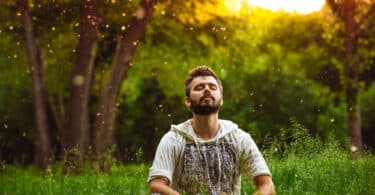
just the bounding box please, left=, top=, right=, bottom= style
left=185, top=76, right=223, bottom=115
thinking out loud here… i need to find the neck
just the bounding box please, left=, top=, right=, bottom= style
left=192, top=112, right=219, bottom=140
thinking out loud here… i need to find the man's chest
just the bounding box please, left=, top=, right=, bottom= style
left=178, top=138, right=239, bottom=194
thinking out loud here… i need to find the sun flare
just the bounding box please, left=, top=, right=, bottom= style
left=224, top=0, right=326, bottom=14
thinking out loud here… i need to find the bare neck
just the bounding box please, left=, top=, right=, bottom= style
left=192, top=113, right=219, bottom=140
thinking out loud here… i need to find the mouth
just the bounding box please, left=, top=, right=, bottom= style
left=199, top=95, right=215, bottom=104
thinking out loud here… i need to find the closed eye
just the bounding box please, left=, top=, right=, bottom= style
left=193, top=83, right=218, bottom=91
left=194, top=85, right=204, bottom=90
left=209, top=84, right=218, bottom=90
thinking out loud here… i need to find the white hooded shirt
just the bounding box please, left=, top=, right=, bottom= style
left=148, top=119, right=271, bottom=195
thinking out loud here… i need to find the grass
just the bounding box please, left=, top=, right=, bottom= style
left=0, top=164, right=150, bottom=195
left=1, top=149, right=374, bottom=195
left=241, top=148, right=375, bottom=195
left=1, top=124, right=375, bottom=195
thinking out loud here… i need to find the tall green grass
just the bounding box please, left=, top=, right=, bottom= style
left=1, top=122, right=374, bottom=194
left=0, top=164, right=149, bottom=195
left=240, top=148, right=375, bottom=195
left=1, top=147, right=374, bottom=194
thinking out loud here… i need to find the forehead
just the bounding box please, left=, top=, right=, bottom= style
left=190, top=76, right=218, bottom=87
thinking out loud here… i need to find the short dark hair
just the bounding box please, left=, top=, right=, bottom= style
left=185, top=66, right=223, bottom=97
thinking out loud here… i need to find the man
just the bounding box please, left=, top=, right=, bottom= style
left=148, top=66, right=275, bottom=195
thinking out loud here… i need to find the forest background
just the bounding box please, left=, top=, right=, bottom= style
left=0, top=0, right=374, bottom=171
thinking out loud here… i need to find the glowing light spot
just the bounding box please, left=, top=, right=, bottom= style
left=73, top=75, right=85, bottom=86
left=135, top=7, right=145, bottom=19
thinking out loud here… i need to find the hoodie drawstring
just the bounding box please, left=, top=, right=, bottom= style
left=193, top=136, right=203, bottom=160
left=215, top=132, right=222, bottom=192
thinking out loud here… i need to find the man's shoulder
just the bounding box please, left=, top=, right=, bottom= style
left=161, top=130, right=181, bottom=140
left=159, top=124, right=187, bottom=144
left=219, top=119, right=249, bottom=135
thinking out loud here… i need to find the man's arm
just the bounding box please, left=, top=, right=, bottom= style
left=148, top=131, right=181, bottom=194
left=253, top=175, right=275, bottom=195
left=149, top=178, right=180, bottom=195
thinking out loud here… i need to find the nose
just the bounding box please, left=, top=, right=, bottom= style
left=204, top=84, right=213, bottom=91
left=204, top=86, right=211, bottom=94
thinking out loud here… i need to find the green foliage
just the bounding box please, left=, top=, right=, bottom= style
left=0, top=32, right=34, bottom=164
left=316, top=99, right=348, bottom=145
left=101, top=3, right=375, bottom=160
left=116, top=78, right=189, bottom=162
left=263, top=119, right=324, bottom=158
left=360, top=83, right=375, bottom=151
left=1, top=0, right=375, bottom=165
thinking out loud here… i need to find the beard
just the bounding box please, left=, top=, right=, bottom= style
left=189, top=94, right=221, bottom=115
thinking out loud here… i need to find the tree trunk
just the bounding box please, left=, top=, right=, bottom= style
left=93, top=0, right=157, bottom=164
left=17, top=0, right=52, bottom=170
left=64, top=0, right=101, bottom=152
left=327, top=0, right=364, bottom=157
left=344, top=0, right=363, bottom=157
left=63, top=0, right=101, bottom=172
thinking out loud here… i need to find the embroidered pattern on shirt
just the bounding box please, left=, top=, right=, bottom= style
left=178, top=137, right=238, bottom=195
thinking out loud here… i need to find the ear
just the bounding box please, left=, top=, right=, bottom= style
left=220, top=98, right=224, bottom=106
left=184, top=96, right=191, bottom=107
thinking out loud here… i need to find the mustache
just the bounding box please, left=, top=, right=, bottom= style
left=199, top=94, right=215, bottom=104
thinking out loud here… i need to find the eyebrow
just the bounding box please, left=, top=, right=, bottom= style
left=193, top=82, right=218, bottom=87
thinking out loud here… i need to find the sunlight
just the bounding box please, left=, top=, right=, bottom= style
left=224, top=0, right=326, bottom=14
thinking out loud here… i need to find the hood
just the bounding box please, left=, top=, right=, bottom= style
left=170, top=119, right=238, bottom=142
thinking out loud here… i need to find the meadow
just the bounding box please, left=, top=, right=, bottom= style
left=1, top=141, right=374, bottom=195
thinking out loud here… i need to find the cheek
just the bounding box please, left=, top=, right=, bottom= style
left=213, top=91, right=222, bottom=98
left=189, top=92, right=201, bottom=99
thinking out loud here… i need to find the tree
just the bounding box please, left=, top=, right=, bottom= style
left=16, top=0, right=158, bottom=171
left=16, top=0, right=52, bottom=170
left=63, top=0, right=102, bottom=171
left=93, top=0, right=157, bottom=161
left=326, top=0, right=374, bottom=156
